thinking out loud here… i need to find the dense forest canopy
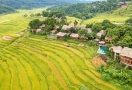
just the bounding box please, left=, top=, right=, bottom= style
left=0, top=0, right=81, bottom=9
left=0, top=4, right=15, bottom=14
left=47, top=0, right=119, bottom=19
left=0, top=0, right=81, bottom=14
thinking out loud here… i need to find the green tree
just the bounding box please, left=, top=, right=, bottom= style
left=29, top=19, right=41, bottom=29
left=74, top=20, right=78, bottom=26
left=42, top=10, right=49, bottom=17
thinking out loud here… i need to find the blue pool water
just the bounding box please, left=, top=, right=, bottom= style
left=97, top=46, right=107, bottom=54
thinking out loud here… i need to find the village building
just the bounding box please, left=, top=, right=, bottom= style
left=56, top=32, right=67, bottom=38
left=120, top=47, right=132, bottom=67
left=75, top=25, right=85, bottom=29
left=79, top=36, right=88, bottom=40
left=97, top=30, right=104, bottom=37
left=95, top=39, right=99, bottom=45
left=62, top=25, right=69, bottom=30
left=110, top=46, right=123, bottom=59
left=70, top=33, right=79, bottom=39
left=62, top=24, right=74, bottom=32
left=110, top=46, right=132, bottom=67
left=50, top=30, right=57, bottom=34
left=99, top=41, right=105, bottom=46
left=105, top=37, right=112, bottom=44
left=39, top=24, right=45, bottom=29
left=31, top=29, right=36, bottom=32
left=86, top=28, right=92, bottom=33
left=36, top=29, right=41, bottom=34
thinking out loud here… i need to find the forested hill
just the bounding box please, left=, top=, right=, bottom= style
left=0, top=0, right=80, bottom=9
left=0, top=4, right=15, bottom=14
left=47, top=0, right=131, bottom=19
left=0, top=0, right=80, bottom=14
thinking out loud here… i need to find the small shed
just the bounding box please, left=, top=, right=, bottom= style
left=99, top=41, right=105, bottom=46
left=39, top=24, right=45, bottom=29
left=86, top=28, right=92, bottom=33
left=105, top=37, right=112, bottom=44
left=36, top=29, right=41, bottom=34
left=56, top=32, right=67, bottom=38
left=70, top=33, right=79, bottom=39
left=50, top=30, right=57, bottom=34
left=62, top=25, right=69, bottom=31
left=97, top=30, right=104, bottom=37
left=95, top=39, right=99, bottom=45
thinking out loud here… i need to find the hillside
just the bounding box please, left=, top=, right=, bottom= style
left=47, top=0, right=118, bottom=19
left=113, top=4, right=132, bottom=17
left=0, top=4, right=15, bottom=14
left=0, top=0, right=80, bottom=9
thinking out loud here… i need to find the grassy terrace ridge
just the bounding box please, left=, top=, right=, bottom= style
left=0, top=8, right=46, bottom=37
left=0, top=35, right=120, bottom=90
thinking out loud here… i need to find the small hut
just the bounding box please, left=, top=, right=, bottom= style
left=70, top=33, right=79, bottom=39
left=75, top=25, right=85, bottom=29
left=36, top=29, right=41, bottom=34
left=39, top=24, right=45, bottom=29
left=62, top=25, right=69, bottom=32
left=56, top=32, right=67, bottom=38
left=99, top=41, right=105, bottom=46
left=50, top=30, right=57, bottom=34
left=95, top=39, right=99, bottom=45
left=105, top=37, right=112, bottom=44
left=86, top=28, right=92, bottom=33
left=97, top=30, right=104, bottom=37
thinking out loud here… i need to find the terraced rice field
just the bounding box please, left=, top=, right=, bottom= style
left=0, top=36, right=118, bottom=90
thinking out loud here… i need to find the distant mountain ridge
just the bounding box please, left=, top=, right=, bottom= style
left=0, top=0, right=80, bottom=9
left=0, top=0, right=80, bottom=14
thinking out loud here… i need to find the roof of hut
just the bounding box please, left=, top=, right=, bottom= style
left=99, top=41, right=105, bottom=45
left=86, top=28, right=92, bottom=33
left=97, top=30, right=104, bottom=37
left=70, top=33, right=79, bottom=38
left=120, top=47, right=132, bottom=58
left=110, top=46, right=123, bottom=54
left=56, top=32, right=67, bottom=37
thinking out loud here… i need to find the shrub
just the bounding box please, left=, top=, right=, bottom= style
left=102, top=73, right=111, bottom=81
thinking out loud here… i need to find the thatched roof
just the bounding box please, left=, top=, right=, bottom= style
left=86, top=28, right=92, bottom=33
left=70, top=33, right=79, bottom=38
left=95, top=39, right=99, bottom=42
left=50, top=30, right=57, bottom=34
left=110, top=46, right=123, bottom=54
left=62, top=25, right=69, bottom=30
left=39, top=24, right=45, bottom=28
left=56, top=32, right=67, bottom=37
left=99, top=41, right=105, bottom=45
left=62, top=24, right=75, bottom=30
left=97, top=30, right=104, bottom=37
left=120, top=47, right=132, bottom=58
left=105, top=37, right=112, bottom=40
left=36, top=29, right=41, bottom=33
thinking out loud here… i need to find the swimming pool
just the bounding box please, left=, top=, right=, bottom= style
left=97, top=46, right=107, bottom=54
